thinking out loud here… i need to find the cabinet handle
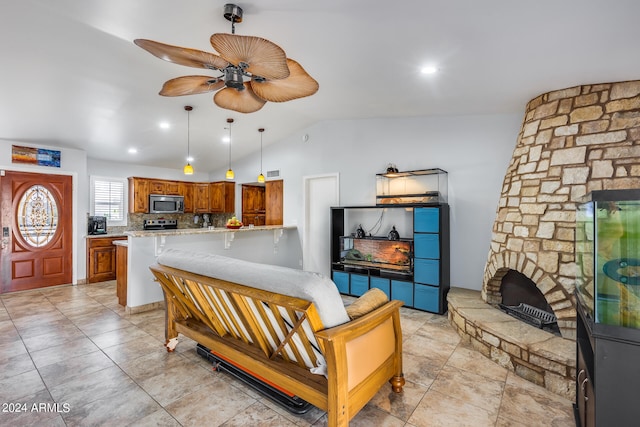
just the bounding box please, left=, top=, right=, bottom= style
left=581, top=377, right=589, bottom=401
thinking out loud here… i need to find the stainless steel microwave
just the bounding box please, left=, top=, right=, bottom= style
left=149, top=194, right=184, bottom=214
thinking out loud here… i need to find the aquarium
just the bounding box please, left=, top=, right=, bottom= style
left=576, top=189, right=640, bottom=329
left=376, top=168, right=448, bottom=205
left=339, top=236, right=412, bottom=274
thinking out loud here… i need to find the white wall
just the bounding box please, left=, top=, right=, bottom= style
left=1, top=112, right=521, bottom=290
left=215, top=113, right=521, bottom=290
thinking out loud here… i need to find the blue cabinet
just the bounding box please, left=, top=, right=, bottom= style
left=332, top=271, right=350, bottom=294
left=350, top=274, right=369, bottom=296
left=331, top=203, right=449, bottom=314
left=391, top=280, right=414, bottom=306
left=370, top=276, right=390, bottom=299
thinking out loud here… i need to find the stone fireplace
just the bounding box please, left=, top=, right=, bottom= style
left=483, top=80, right=640, bottom=339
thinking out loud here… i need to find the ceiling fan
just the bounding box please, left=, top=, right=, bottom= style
left=134, top=3, right=319, bottom=113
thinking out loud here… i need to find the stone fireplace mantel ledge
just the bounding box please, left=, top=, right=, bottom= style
left=447, top=287, right=576, bottom=401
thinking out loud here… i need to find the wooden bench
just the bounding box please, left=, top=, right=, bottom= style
left=149, top=250, right=404, bottom=426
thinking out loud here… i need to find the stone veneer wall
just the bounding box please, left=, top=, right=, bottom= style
left=483, top=80, right=640, bottom=339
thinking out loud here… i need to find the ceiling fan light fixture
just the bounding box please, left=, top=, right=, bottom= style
left=183, top=105, right=194, bottom=175
left=257, top=128, right=265, bottom=183
left=226, top=118, right=234, bottom=180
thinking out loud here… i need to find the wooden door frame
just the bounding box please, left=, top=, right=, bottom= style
left=0, top=166, right=78, bottom=285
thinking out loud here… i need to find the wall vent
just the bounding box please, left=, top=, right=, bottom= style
left=267, top=170, right=280, bottom=178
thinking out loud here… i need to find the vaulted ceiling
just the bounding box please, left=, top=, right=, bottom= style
left=2, top=0, right=639, bottom=171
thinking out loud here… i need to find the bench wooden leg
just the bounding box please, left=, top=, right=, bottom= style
left=390, top=373, right=405, bottom=393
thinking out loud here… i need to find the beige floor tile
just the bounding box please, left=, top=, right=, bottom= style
left=446, top=343, right=509, bottom=382
left=38, top=349, right=116, bottom=389
left=429, top=365, right=504, bottom=417
left=368, top=376, right=428, bottom=422
left=0, top=388, right=66, bottom=427
left=100, top=333, right=166, bottom=364
left=498, top=372, right=574, bottom=426
left=125, top=409, right=181, bottom=427
left=90, top=324, right=155, bottom=349
left=138, top=359, right=218, bottom=406
left=401, top=352, right=440, bottom=388
left=61, top=380, right=161, bottom=427
left=29, top=336, right=101, bottom=369
left=165, top=381, right=256, bottom=426
left=0, top=351, right=37, bottom=380
left=408, top=389, right=498, bottom=427
left=0, top=369, right=47, bottom=402
left=21, top=325, right=87, bottom=353
left=49, top=365, right=136, bottom=409
left=220, top=401, right=300, bottom=427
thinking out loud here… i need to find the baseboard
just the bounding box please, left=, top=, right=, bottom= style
left=126, top=300, right=165, bottom=314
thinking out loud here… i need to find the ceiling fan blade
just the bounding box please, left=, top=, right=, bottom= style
left=250, top=59, right=319, bottom=102
left=210, top=33, right=289, bottom=80
left=134, top=39, right=229, bottom=70
left=213, top=83, right=266, bottom=113
left=159, top=76, right=225, bottom=96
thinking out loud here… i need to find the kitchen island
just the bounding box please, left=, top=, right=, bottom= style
left=123, top=225, right=302, bottom=312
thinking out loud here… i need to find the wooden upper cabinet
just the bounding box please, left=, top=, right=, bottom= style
left=209, top=181, right=235, bottom=213
left=180, top=182, right=194, bottom=213
left=194, top=183, right=210, bottom=213
left=265, top=179, right=283, bottom=225
left=128, top=177, right=150, bottom=213
left=149, top=180, right=166, bottom=195
left=165, top=181, right=181, bottom=195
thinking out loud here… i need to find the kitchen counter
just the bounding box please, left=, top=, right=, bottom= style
left=124, top=225, right=294, bottom=238
left=86, top=233, right=127, bottom=239
left=113, top=240, right=128, bottom=247
left=123, top=225, right=302, bottom=311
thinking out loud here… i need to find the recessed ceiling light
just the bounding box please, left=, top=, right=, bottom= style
left=222, top=136, right=230, bottom=143
left=420, top=66, right=438, bottom=75
left=159, top=122, right=170, bottom=129
left=128, top=148, right=138, bottom=154
left=186, top=156, right=194, bottom=162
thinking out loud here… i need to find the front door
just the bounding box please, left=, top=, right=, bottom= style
left=0, top=171, right=73, bottom=293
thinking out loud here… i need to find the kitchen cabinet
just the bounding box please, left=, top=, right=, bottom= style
left=265, top=179, right=283, bottom=225
left=128, top=177, right=150, bottom=213
left=87, top=236, right=127, bottom=283
left=194, top=183, right=210, bottom=213
left=209, top=181, right=235, bottom=213
left=180, top=182, right=194, bottom=213
left=115, top=242, right=127, bottom=306
left=242, top=184, right=266, bottom=226
left=164, top=181, right=181, bottom=195
left=149, top=180, right=165, bottom=195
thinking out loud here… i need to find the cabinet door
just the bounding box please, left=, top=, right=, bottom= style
left=165, top=181, right=181, bottom=195
left=265, top=179, right=283, bottom=225
left=414, top=283, right=440, bottom=312
left=149, top=180, right=166, bottom=195
left=414, top=208, right=439, bottom=233
left=332, top=271, right=349, bottom=294
left=180, top=182, right=194, bottom=213
left=128, top=178, right=149, bottom=213
left=87, top=237, right=125, bottom=283
left=391, top=280, right=413, bottom=306
left=350, top=274, right=369, bottom=296
left=414, top=258, right=440, bottom=285
left=370, top=277, right=390, bottom=299
left=194, top=183, right=209, bottom=213
left=209, top=182, right=224, bottom=213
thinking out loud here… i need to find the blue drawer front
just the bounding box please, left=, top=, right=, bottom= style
left=414, top=233, right=440, bottom=259
left=350, top=274, right=369, bottom=296
left=414, top=208, right=439, bottom=233
left=414, top=258, right=440, bottom=285
left=414, top=283, right=440, bottom=313
left=332, top=271, right=349, bottom=294
left=370, top=277, right=390, bottom=299
left=391, top=280, right=413, bottom=306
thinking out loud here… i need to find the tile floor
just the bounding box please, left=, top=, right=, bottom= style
left=0, top=281, right=575, bottom=426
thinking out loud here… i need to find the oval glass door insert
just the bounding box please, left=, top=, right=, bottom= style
left=17, top=185, right=59, bottom=247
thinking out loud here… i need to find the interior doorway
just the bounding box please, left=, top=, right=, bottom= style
left=303, top=173, right=339, bottom=276
left=0, top=170, right=73, bottom=293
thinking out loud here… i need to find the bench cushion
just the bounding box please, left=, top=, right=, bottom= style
left=156, top=249, right=350, bottom=328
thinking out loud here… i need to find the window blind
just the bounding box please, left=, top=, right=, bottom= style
left=93, top=179, right=125, bottom=221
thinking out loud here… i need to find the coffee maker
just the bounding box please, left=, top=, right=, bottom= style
left=88, top=216, right=107, bottom=235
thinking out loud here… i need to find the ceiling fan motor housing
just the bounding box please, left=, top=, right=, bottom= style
left=224, top=4, right=243, bottom=23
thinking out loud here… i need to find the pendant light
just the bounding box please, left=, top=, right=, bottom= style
left=225, top=117, right=235, bottom=180
left=183, top=105, right=194, bottom=175
left=257, top=128, right=265, bottom=183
